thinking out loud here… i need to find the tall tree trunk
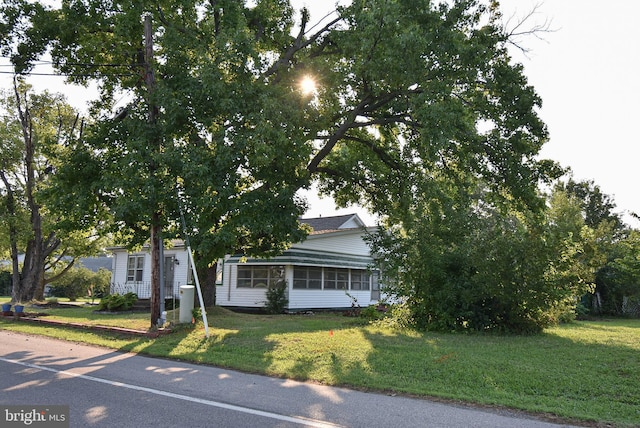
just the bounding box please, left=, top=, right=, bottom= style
left=197, top=260, right=217, bottom=307
left=150, top=216, right=161, bottom=328
left=6, top=76, right=65, bottom=304
left=17, top=238, right=43, bottom=302
left=193, top=248, right=217, bottom=307
left=0, top=171, right=21, bottom=302
left=34, top=268, right=47, bottom=301
left=11, top=79, right=45, bottom=303
left=22, top=206, right=43, bottom=302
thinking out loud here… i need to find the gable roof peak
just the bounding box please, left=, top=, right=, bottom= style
left=299, top=213, right=366, bottom=232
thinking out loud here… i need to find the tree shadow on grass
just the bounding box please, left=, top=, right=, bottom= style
left=5, top=309, right=639, bottom=426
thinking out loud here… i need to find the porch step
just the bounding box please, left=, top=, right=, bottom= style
left=131, top=299, right=150, bottom=312
left=131, top=299, right=176, bottom=312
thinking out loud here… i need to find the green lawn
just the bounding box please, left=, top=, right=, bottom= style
left=1, top=302, right=638, bottom=427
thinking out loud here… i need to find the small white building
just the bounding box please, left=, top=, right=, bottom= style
left=109, top=241, right=190, bottom=301
left=109, top=214, right=383, bottom=310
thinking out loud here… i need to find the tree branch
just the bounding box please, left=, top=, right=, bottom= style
left=263, top=12, right=341, bottom=79
left=43, top=232, right=61, bottom=258
left=314, top=165, right=379, bottom=199
left=503, top=3, right=556, bottom=55
left=343, top=135, right=402, bottom=170
left=307, top=85, right=423, bottom=173
left=350, top=115, right=420, bottom=129
left=307, top=96, right=370, bottom=173
left=44, top=257, right=76, bottom=285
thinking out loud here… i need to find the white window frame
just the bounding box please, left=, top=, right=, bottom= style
left=127, top=255, right=145, bottom=282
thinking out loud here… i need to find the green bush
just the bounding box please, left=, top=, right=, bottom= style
left=98, top=292, right=138, bottom=312
left=360, top=304, right=389, bottom=320
left=0, top=270, right=11, bottom=296
left=49, top=266, right=111, bottom=301
left=386, top=302, right=413, bottom=328
left=264, top=280, right=288, bottom=314
left=369, top=190, right=600, bottom=334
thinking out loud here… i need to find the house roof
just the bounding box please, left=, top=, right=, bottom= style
left=108, top=214, right=371, bottom=253
left=1, top=255, right=113, bottom=272
left=78, top=256, right=113, bottom=272
left=299, top=213, right=366, bottom=234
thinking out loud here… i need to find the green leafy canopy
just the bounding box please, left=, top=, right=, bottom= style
left=1, top=1, right=570, bottom=327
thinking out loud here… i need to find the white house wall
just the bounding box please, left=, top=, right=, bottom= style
left=296, top=230, right=371, bottom=256
left=217, top=262, right=268, bottom=307
left=287, top=288, right=373, bottom=310
left=217, top=263, right=378, bottom=310
left=168, top=249, right=190, bottom=298
left=110, top=247, right=190, bottom=300
left=338, top=217, right=364, bottom=229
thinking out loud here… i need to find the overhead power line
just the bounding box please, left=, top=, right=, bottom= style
left=0, top=70, right=137, bottom=77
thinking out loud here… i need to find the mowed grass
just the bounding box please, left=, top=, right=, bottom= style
left=0, top=297, right=151, bottom=330
left=1, top=301, right=638, bottom=427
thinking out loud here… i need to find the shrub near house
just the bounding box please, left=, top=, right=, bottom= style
left=49, top=267, right=111, bottom=301
left=97, top=292, right=138, bottom=312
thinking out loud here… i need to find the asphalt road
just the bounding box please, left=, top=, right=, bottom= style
left=0, top=330, right=583, bottom=428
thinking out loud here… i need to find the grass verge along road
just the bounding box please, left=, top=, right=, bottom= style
left=1, top=303, right=638, bottom=427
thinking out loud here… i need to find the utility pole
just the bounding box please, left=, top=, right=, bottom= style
left=144, top=14, right=162, bottom=329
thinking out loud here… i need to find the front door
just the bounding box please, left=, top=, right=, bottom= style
left=163, top=256, right=175, bottom=298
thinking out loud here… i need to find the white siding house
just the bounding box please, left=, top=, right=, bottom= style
left=109, top=242, right=191, bottom=301
left=109, top=214, right=383, bottom=310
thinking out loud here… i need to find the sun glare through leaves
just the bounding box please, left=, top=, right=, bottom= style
left=300, top=75, right=317, bottom=95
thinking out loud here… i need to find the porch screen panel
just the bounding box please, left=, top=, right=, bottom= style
left=293, top=267, right=322, bottom=289
left=309, top=268, right=322, bottom=289
left=371, top=271, right=380, bottom=300
left=337, top=269, right=348, bottom=290
left=351, top=271, right=371, bottom=290
left=237, top=266, right=252, bottom=288
left=252, top=266, right=269, bottom=288
left=237, top=265, right=285, bottom=288
left=293, top=268, right=305, bottom=289
left=324, top=268, right=348, bottom=290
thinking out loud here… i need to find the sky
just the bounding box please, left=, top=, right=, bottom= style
left=500, top=0, right=640, bottom=228
left=1, top=1, right=638, bottom=227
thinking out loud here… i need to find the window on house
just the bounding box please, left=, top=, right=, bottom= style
left=350, top=271, right=371, bottom=290
left=293, top=267, right=322, bottom=289
left=293, top=267, right=372, bottom=290
left=237, top=265, right=285, bottom=288
left=127, top=255, right=144, bottom=282
left=323, top=268, right=349, bottom=290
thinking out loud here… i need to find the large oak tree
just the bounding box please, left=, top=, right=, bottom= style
left=2, top=0, right=557, bottom=327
